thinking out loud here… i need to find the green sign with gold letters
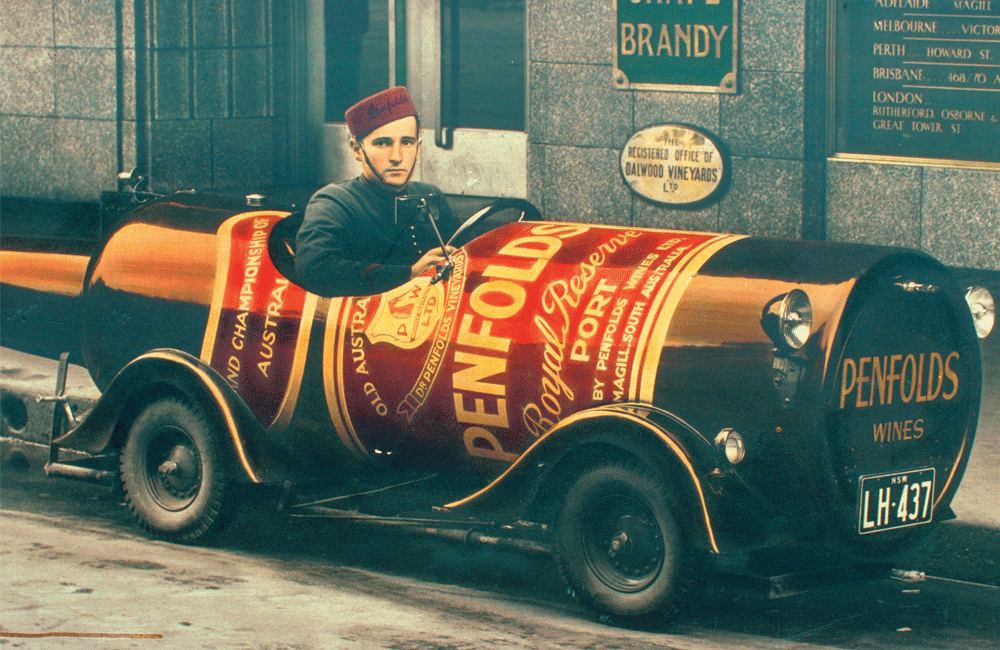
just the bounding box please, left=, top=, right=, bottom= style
left=614, top=0, right=738, bottom=93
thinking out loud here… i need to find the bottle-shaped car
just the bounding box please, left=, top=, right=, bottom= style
left=43, top=191, right=994, bottom=625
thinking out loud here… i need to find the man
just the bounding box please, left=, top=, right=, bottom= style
left=295, top=86, right=460, bottom=297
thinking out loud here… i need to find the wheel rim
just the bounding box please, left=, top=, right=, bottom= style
left=581, top=493, right=664, bottom=593
left=142, top=425, right=202, bottom=511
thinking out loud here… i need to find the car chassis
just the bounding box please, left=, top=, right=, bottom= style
left=22, top=187, right=996, bottom=625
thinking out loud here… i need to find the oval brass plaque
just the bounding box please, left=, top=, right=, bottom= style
left=620, top=124, right=726, bottom=206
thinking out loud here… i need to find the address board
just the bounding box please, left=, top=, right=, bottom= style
left=834, top=0, right=1000, bottom=166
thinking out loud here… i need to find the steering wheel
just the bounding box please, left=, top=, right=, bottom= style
left=430, top=198, right=543, bottom=285
left=446, top=198, right=543, bottom=249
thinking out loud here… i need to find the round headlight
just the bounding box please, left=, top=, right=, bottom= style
left=761, top=289, right=813, bottom=352
left=780, top=289, right=813, bottom=350
left=715, top=429, right=746, bottom=465
left=966, top=286, right=995, bottom=340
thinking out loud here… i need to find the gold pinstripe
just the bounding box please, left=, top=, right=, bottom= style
left=634, top=235, right=746, bottom=403
left=269, top=293, right=319, bottom=431
left=322, top=298, right=367, bottom=458
left=935, top=432, right=968, bottom=510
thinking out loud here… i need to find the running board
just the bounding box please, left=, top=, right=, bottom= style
left=291, top=504, right=554, bottom=556
left=45, top=460, right=116, bottom=484
left=716, top=561, right=893, bottom=599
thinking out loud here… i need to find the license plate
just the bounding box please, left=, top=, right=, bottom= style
left=858, top=468, right=935, bottom=535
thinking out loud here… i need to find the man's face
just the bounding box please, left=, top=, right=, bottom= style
left=353, top=116, right=420, bottom=190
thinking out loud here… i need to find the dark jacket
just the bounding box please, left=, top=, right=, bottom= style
left=295, top=176, right=459, bottom=297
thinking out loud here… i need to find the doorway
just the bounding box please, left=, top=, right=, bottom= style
left=307, top=0, right=527, bottom=198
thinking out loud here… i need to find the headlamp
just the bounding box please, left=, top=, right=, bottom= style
left=715, top=429, right=746, bottom=465
left=965, top=286, right=995, bottom=339
left=761, top=289, right=813, bottom=353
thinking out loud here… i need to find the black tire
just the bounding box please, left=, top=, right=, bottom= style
left=120, top=396, right=232, bottom=543
left=555, top=461, right=693, bottom=626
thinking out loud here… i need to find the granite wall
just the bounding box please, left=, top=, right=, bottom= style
left=526, top=0, right=814, bottom=240
left=0, top=0, right=290, bottom=203
left=525, top=0, right=999, bottom=272
left=827, top=164, right=1000, bottom=271
left=1, top=0, right=124, bottom=202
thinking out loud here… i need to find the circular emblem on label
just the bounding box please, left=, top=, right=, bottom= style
left=620, top=124, right=727, bottom=206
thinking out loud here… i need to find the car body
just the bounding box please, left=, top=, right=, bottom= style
left=39, top=190, right=994, bottom=624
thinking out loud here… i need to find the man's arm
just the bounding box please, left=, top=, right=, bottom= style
left=410, top=246, right=456, bottom=278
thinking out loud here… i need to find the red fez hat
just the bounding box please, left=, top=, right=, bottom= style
left=344, top=87, right=418, bottom=139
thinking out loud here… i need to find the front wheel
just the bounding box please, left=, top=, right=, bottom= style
left=556, top=461, right=694, bottom=626
left=120, top=396, right=233, bottom=543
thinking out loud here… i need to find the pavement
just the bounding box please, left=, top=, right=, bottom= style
left=7, top=506, right=997, bottom=650
left=0, top=348, right=100, bottom=449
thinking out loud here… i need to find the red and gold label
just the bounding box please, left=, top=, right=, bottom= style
left=201, top=212, right=317, bottom=429
left=323, top=222, right=742, bottom=470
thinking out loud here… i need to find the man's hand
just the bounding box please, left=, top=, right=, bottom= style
left=410, top=246, right=456, bottom=279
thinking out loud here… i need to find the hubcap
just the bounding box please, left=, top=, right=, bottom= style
left=583, top=495, right=664, bottom=593
left=144, top=425, right=202, bottom=510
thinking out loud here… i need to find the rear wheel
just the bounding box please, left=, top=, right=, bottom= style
left=556, top=461, right=693, bottom=625
left=120, top=397, right=232, bottom=543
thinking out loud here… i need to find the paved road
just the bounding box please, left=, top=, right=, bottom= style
left=2, top=464, right=999, bottom=650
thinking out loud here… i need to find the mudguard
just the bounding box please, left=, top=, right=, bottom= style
left=54, top=349, right=276, bottom=484
left=445, top=402, right=726, bottom=554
